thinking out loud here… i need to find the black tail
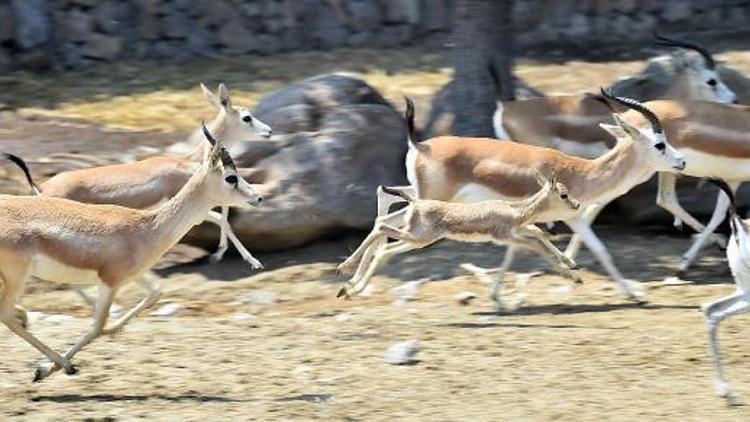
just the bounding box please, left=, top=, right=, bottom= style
left=403, top=96, right=418, bottom=148
left=381, top=185, right=415, bottom=203
left=708, top=178, right=740, bottom=240
left=5, top=153, right=41, bottom=195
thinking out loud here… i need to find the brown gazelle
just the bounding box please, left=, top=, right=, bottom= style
left=337, top=172, right=582, bottom=305
left=0, top=124, right=261, bottom=382
left=6, top=83, right=271, bottom=308
left=490, top=35, right=739, bottom=276
left=342, top=92, right=685, bottom=307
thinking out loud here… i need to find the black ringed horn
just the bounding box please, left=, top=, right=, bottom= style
left=652, top=32, right=715, bottom=69
left=600, top=88, right=663, bottom=134
left=201, top=122, right=235, bottom=168
left=201, top=121, right=217, bottom=145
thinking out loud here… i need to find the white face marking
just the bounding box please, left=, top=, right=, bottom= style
left=695, top=68, right=736, bottom=103
left=238, top=110, right=273, bottom=139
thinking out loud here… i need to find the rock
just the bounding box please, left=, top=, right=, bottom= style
left=456, top=291, right=477, bottom=306
left=382, top=0, right=418, bottom=23
left=81, top=33, right=122, bottom=60
left=230, top=312, right=255, bottom=321
left=0, top=5, right=14, bottom=43
left=420, top=0, right=450, bottom=32
left=59, top=9, right=94, bottom=42
left=390, top=279, right=425, bottom=305
left=255, top=34, right=282, bottom=55
left=93, top=1, right=131, bottom=34
left=217, top=20, right=254, bottom=54
left=163, top=12, right=190, bottom=39
left=12, top=0, right=51, bottom=50
left=384, top=340, right=419, bottom=365
left=310, top=4, right=348, bottom=49
left=0, top=49, right=11, bottom=72
left=373, top=24, right=412, bottom=47
left=149, top=303, right=183, bottom=317
left=183, top=74, right=406, bottom=251
left=661, top=0, right=691, bottom=22
left=135, top=0, right=159, bottom=40
left=347, top=31, right=374, bottom=47
left=348, top=0, right=382, bottom=32
left=197, top=0, right=233, bottom=27
left=241, top=291, right=279, bottom=305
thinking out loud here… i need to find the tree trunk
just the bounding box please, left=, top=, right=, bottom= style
left=451, top=0, right=514, bottom=137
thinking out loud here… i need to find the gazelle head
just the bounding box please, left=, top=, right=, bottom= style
left=531, top=170, right=580, bottom=211
left=200, top=123, right=263, bottom=207
left=599, top=89, right=686, bottom=173
left=201, top=83, right=273, bottom=139
left=653, top=33, right=737, bottom=104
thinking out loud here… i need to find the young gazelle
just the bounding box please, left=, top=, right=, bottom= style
left=337, top=171, right=582, bottom=301
left=342, top=93, right=685, bottom=304
left=0, top=124, right=261, bottom=382
left=6, top=83, right=270, bottom=307
left=702, top=179, right=750, bottom=406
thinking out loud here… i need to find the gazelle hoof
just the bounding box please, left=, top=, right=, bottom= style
left=336, top=287, right=350, bottom=299
left=674, top=269, right=687, bottom=280
left=247, top=259, right=264, bottom=270
left=209, top=253, right=224, bottom=264
left=65, top=365, right=79, bottom=376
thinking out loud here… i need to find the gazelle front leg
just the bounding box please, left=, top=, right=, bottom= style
left=103, top=274, right=161, bottom=335
left=564, top=204, right=604, bottom=260
left=34, top=283, right=116, bottom=382
left=565, top=216, right=645, bottom=303
left=655, top=172, right=707, bottom=233
left=678, top=182, right=740, bottom=277
left=205, top=208, right=263, bottom=269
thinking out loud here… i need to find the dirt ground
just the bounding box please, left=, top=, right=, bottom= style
left=2, top=39, right=750, bottom=420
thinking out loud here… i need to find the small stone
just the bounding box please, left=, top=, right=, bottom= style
left=81, top=33, right=122, bottom=60
left=384, top=340, right=419, bottom=365
left=230, top=312, right=255, bottom=321
left=455, top=291, right=476, bottom=306
left=149, top=303, right=183, bottom=317
left=241, top=291, right=279, bottom=305
left=334, top=312, right=353, bottom=322
left=390, top=279, right=425, bottom=303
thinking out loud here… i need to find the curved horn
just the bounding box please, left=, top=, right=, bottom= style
left=600, top=88, right=663, bottom=134
left=201, top=122, right=236, bottom=168
left=653, top=32, right=715, bottom=69
left=201, top=121, right=218, bottom=146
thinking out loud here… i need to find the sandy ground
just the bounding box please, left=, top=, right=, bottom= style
left=1, top=228, right=750, bottom=421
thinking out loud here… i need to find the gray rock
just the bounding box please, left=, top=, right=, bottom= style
left=311, top=4, right=349, bottom=49
left=81, top=33, right=122, bottom=60
left=0, top=5, right=14, bottom=43
left=59, top=9, right=94, bottom=42
left=347, top=31, right=374, bottom=47
left=384, top=340, right=419, bottom=365
left=382, top=0, right=418, bottom=23
left=196, top=0, right=233, bottom=27
left=420, top=0, right=450, bottom=32
left=255, top=34, right=282, bottom=55
left=373, top=24, right=412, bottom=47
left=0, top=49, right=11, bottom=72
left=135, top=0, right=159, bottom=40
left=184, top=74, right=406, bottom=251
left=12, top=0, right=51, bottom=50
left=93, top=1, right=131, bottom=34
left=217, top=20, right=254, bottom=54
left=163, top=12, right=190, bottom=39
left=661, top=0, right=691, bottom=22
left=348, top=0, right=382, bottom=32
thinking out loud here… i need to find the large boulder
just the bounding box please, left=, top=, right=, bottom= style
left=187, top=74, right=407, bottom=251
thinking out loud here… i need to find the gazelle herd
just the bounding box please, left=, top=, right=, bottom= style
left=1, top=34, right=749, bottom=405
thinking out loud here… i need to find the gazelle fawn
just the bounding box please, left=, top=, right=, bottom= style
left=0, top=124, right=261, bottom=382
left=337, top=171, right=581, bottom=310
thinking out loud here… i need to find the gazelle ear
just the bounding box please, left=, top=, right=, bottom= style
left=599, top=122, right=628, bottom=139
left=201, top=83, right=221, bottom=110
left=218, top=83, right=231, bottom=109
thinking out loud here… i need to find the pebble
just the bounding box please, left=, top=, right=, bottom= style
left=384, top=340, right=419, bottom=365
left=149, top=303, right=183, bottom=317
left=241, top=291, right=279, bottom=305
left=455, top=291, right=476, bottom=305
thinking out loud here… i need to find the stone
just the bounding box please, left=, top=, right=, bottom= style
left=93, top=1, right=131, bottom=34
left=149, top=303, right=183, bottom=317
left=135, top=0, right=159, bottom=40
left=255, top=34, right=282, bottom=55
left=310, top=3, right=349, bottom=49
left=0, top=49, right=12, bottom=72
left=382, top=0, right=418, bottom=23
left=217, top=21, right=255, bottom=54
left=183, top=74, right=405, bottom=251
left=384, top=340, right=419, bottom=365
left=0, top=5, right=14, bottom=43
left=163, top=12, right=190, bottom=39
left=661, top=0, right=692, bottom=22
left=348, top=0, right=382, bottom=32
left=197, top=0, right=233, bottom=27
left=456, top=291, right=477, bottom=306
left=347, top=31, right=374, bottom=47
left=60, top=9, right=94, bottom=42
left=81, top=33, right=122, bottom=60
left=420, top=0, right=450, bottom=32
left=373, top=24, right=412, bottom=47
left=12, top=0, right=51, bottom=50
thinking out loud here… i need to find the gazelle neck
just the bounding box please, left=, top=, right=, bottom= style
left=149, top=164, right=217, bottom=252
left=185, top=112, right=229, bottom=161
left=572, top=137, right=654, bottom=205
left=516, top=184, right=554, bottom=223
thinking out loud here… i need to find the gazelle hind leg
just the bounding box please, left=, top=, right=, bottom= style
left=338, top=209, right=408, bottom=274
left=0, top=262, right=76, bottom=375
left=342, top=240, right=427, bottom=297
left=702, top=290, right=750, bottom=405
left=678, top=182, right=740, bottom=277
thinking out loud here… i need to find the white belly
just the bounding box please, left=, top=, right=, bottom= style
left=680, top=148, right=750, bottom=179
left=32, top=254, right=102, bottom=285
left=551, top=138, right=609, bottom=158
left=446, top=232, right=498, bottom=244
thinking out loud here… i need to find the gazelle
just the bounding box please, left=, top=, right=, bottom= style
left=0, top=124, right=261, bottom=382
left=337, top=172, right=582, bottom=305
left=6, top=83, right=271, bottom=307
left=490, top=35, right=739, bottom=276
left=342, top=92, right=685, bottom=305
left=701, top=179, right=750, bottom=406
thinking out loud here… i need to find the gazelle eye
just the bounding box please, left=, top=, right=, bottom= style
left=242, top=115, right=252, bottom=123
left=707, top=79, right=717, bottom=87
left=654, top=142, right=666, bottom=151
left=225, top=175, right=238, bottom=185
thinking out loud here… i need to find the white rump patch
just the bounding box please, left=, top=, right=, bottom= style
left=404, top=146, right=419, bottom=197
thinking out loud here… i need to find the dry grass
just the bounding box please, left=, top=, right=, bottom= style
left=1, top=46, right=749, bottom=132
